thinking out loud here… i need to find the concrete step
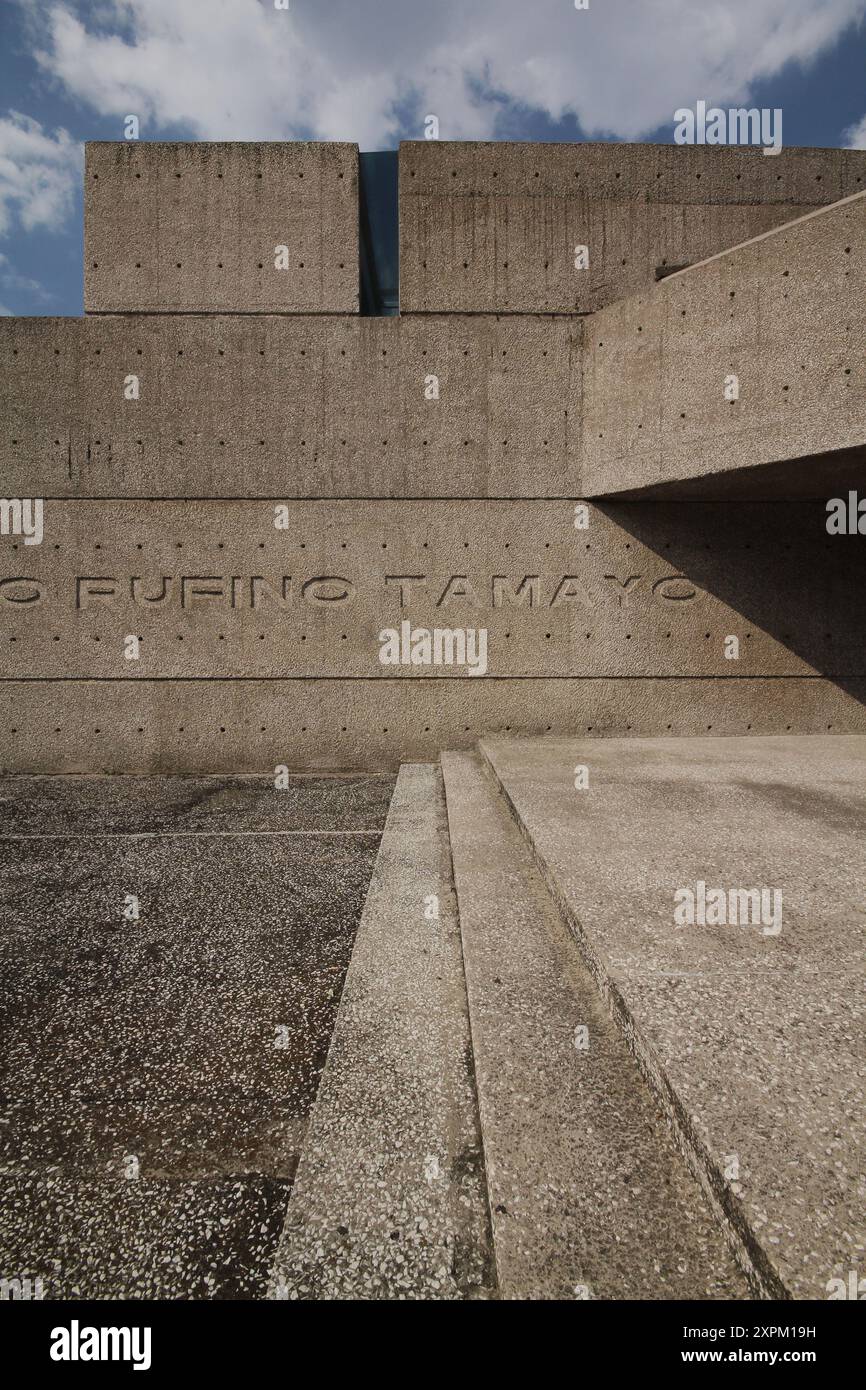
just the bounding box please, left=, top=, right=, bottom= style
left=480, top=734, right=866, bottom=1299
left=442, top=751, right=750, bottom=1300
left=268, top=763, right=494, bottom=1300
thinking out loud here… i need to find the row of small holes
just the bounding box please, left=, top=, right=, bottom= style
left=92, top=171, right=344, bottom=181
left=2, top=629, right=829, bottom=641
left=0, top=540, right=835, bottom=554
left=3, top=632, right=842, bottom=643
left=91, top=261, right=346, bottom=271
left=409, top=167, right=861, bottom=185
left=10, top=440, right=560, bottom=450
left=9, top=438, right=555, bottom=452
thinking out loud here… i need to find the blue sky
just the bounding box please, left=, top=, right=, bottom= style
left=1, top=0, right=865, bottom=317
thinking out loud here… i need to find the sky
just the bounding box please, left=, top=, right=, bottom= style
left=1, top=0, right=865, bottom=316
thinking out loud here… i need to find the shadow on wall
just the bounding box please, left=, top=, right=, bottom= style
left=589, top=445, right=866, bottom=503
left=596, top=497, right=866, bottom=710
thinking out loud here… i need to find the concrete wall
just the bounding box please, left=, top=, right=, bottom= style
left=2, top=497, right=864, bottom=770
left=399, top=141, right=866, bottom=314
left=2, top=139, right=865, bottom=771
left=85, top=142, right=359, bottom=314
left=582, top=191, right=866, bottom=498
left=0, top=314, right=579, bottom=498
left=3, top=499, right=860, bottom=679
left=3, top=678, right=864, bottom=775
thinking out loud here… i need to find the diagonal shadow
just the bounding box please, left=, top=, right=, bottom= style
left=595, top=496, right=866, bottom=707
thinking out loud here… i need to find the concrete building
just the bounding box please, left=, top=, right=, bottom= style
left=0, top=140, right=863, bottom=1301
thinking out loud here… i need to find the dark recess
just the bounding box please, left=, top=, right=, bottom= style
left=359, top=151, right=399, bottom=315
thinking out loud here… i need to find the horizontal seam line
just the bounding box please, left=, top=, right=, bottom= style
left=0, top=674, right=852, bottom=684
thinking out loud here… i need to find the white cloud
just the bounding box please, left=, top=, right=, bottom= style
left=0, top=110, right=82, bottom=238
left=844, top=113, right=866, bottom=147
left=24, top=0, right=866, bottom=147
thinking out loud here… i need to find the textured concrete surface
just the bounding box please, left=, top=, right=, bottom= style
left=583, top=192, right=866, bottom=497
left=2, top=499, right=860, bottom=680
left=481, top=735, right=866, bottom=1298
left=399, top=141, right=866, bottom=315
left=2, top=494, right=863, bottom=768
left=0, top=775, right=391, bottom=1298
left=442, top=751, right=750, bottom=1300
left=268, top=764, right=494, bottom=1299
left=0, top=313, right=579, bottom=498
left=1, top=1176, right=290, bottom=1301
left=0, top=773, right=392, bottom=835
left=3, top=677, right=865, bottom=774
left=3, top=132, right=863, bottom=1308
left=85, top=142, right=359, bottom=314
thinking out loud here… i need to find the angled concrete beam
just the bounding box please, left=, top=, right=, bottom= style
left=582, top=191, right=866, bottom=498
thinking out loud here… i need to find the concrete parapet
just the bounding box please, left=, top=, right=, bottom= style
left=399, top=140, right=866, bottom=314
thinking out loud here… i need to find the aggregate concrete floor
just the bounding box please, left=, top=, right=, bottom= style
left=0, top=773, right=394, bottom=1299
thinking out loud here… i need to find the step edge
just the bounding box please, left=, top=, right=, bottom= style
left=477, top=738, right=784, bottom=1301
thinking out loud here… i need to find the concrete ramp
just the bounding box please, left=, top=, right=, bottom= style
left=480, top=735, right=866, bottom=1298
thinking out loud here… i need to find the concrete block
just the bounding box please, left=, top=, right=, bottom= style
left=85, top=142, right=359, bottom=314
left=399, top=141, right=866, bottom=314
left=481, top=734, right=866, bottom=1298
left=582, top=191, right=866, bottom=497
left=268, top=764, right=493, bottom=1299
left=0, top=314, right=579, bottom=498
left=443, top=751, right=749, bottom=1299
